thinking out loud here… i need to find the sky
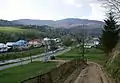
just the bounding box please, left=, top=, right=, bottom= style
left=0, top=0, right=105, bottom=21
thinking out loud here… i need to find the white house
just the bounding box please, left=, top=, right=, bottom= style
left=93, top=37, right=99, bottom=45
left=94, top=41, right=99, bottom=45
left=43, top=37, right=51, bottom=45
left=84, top=39, right=98, bottom=48
left=53, top=38, right=61, bottom=43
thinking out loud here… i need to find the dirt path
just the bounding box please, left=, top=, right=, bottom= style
left=74, top=62, right=114, bottom=83
left=49, top=59, right=68, bottom=64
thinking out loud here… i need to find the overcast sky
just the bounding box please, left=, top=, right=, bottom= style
left=0, top=0, right=105, bottom=21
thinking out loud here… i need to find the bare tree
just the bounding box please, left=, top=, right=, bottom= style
left=29, top=48, right=32, bottom=63
left=80, top=25, right=88, bottom=60
left=71, top=25, right=88, bottom=60
left=100, top=0, right=120, bottom=20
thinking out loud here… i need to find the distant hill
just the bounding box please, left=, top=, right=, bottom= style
left=51, top=18, right=104, bottom=28
left=0, top=19, right=15, bottom=26
left=69, top=25, right=102, bottom=37
left=11, top=18, right=104, bottom=28
left=0, top=18, right=104, bottom=38
left=12, top=19, right=54, bottom=26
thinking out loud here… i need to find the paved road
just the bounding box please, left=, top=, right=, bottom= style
left=0, top=47, right=71, bottom=70
left=0, top=47, right=65, bottom=65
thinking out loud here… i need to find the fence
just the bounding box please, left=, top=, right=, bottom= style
left=20, top=59, right=87, bottom=83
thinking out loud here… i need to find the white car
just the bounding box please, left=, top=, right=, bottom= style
left=84, top=45, right=92, bottom=49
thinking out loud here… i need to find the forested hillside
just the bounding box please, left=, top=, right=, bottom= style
left=0, top=26, right=69, bottom=43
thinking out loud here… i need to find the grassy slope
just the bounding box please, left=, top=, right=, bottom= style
left=0, top=61, right=57, bottom=83
left=0, top=27, right=42, bottom=33
left=106, top=56, right=120, bottom=81
left=0, top=27, right=25, bottom=32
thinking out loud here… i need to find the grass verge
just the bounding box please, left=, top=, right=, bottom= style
left=57, top=47, right=80, bottom=60
left=106, top=56, right=120, bottom=82
left=0, top=47, right=44, bottom=61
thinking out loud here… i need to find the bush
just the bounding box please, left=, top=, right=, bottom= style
left=50, top=56, right=55, bottom=60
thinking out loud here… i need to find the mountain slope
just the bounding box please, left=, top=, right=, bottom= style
left=69, top=25, right=102, bottom=37
left=11, top=18, right=104, bottom=28
left=12, top=19, right=55, bottom=26
left=52, top=18, right=103, bottom=28
left=0, top=19, right=15, bottom=26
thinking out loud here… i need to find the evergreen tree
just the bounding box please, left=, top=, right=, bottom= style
left=100, top=13, right=120, bottom=54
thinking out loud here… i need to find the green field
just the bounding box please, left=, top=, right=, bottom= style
left=0, top=61, right=57, bottom=83
left=0, top=27, right=26, bottom=32
left=57, top=47, right=81, bottom=60
left=86, top=48, right=109, bottom=65
left=0, top=26, right=45, bottom=43
left=57, top=47, right=108, bottom=64
left=0, top=27, right=42, bottom=33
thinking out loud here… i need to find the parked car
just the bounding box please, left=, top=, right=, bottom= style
left=0, top=43, right=11, bottom=52
left=84, top=45, right=92, bottom=49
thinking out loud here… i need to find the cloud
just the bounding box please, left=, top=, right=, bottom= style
left=0, top=0, right=36, bottom=20
left=89, top=3, right=105, bottom=21
left=64, top=0, right=99, bottom=6
left=64, top=0, right=82, bottom=7
left=64, top=0, right=105, bottom=21
left=0, top=0, right=105, bottom=21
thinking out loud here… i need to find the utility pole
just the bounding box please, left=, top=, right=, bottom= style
left=20, top=52, right=23, bottom=67
left=29, top=48, right=32, bottom=62
left=44, top=39, right=49, bottom=62
left=81, top=25, right=85, bottom=60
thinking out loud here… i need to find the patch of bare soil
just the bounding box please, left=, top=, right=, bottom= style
left=74, top=62, right=114, bottom=83
left=49, top=59, right=69, bottom=67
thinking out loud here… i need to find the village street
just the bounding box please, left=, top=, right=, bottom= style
left=0, top=47, right=71, bottom=70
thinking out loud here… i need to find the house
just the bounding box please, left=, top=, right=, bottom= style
left=84, top=41, right=94, bottom=48
left=84, top=37, right=99, bottom=48
left=53, top=38, right=61, bottom=43
left=93, top=41, right=99, bottom=45
left=43, top=38, right=61, bottom=44
left=92, top=37, right=99, bottom=45
left=43, top=38, right=51, bottom=45
left=43, top=37, right=62, bottom=50
left=0, top=43, right=10, bottom=52
left=28, top=39, right=43, bottom=47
